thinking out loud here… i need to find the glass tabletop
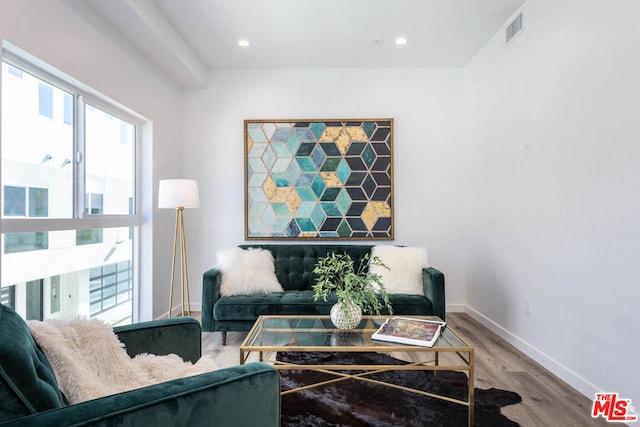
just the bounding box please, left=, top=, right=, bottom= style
left=241, top=315, right=470, bottom=350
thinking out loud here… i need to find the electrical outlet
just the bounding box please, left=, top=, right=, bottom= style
left=525, top=298, right=532, bottom=315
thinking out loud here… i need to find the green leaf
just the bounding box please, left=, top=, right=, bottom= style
left=312, top=252, right=393, bottom=315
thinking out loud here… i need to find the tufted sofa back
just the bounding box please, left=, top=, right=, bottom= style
left=0, top=304, right=66, bottom=423
left=239, top=244, right=373, bottom=291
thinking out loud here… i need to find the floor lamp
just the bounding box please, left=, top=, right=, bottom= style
left=158, top=179, right=200, bottom=317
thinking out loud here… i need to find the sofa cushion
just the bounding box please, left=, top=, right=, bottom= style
left=370, top=245, right=429, bottom=296
left=214, top=291, right=338, bottom=320
left=213, top=291, right=433, bottom=321
left=240, top=244, right=373, bottom=291
left=0, top=304, right=66, bottom=423
left=217, top=247, right=284, bottom=296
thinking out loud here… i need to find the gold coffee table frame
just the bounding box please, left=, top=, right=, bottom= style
left=240, top=315, right=475, bottom=426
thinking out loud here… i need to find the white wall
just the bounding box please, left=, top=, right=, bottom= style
left=0, top=0, right=183, bottom=320
left=182, top=67, right=468, bottom=311
left=465, top=0, right=640, bottom=401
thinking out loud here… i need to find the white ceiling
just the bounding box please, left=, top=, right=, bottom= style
left=79, top=0, right=526, bottom=88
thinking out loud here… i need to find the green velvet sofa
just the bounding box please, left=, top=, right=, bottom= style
left=202, top=244, right=445, bottom=344
left=0, top=303, right=280, bottom=426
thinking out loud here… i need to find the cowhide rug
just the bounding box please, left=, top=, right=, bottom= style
left=278, top=351, right=521, bottom=427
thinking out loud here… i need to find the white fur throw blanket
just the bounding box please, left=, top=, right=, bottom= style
left=28, top=318, right=218, bottom=404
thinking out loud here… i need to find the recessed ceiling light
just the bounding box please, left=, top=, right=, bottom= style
left=395, top=37, right=408, bottom=45
left=238, top=40, right=250, bottom=47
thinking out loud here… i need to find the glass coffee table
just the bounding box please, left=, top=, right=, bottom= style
left=240, top=315, right=475, bottom=426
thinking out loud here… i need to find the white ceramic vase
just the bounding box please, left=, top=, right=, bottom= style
left=330, top=300, right=362, bottom=330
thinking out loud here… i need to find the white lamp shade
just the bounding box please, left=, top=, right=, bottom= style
left=158, top=179, right=200, bottom=209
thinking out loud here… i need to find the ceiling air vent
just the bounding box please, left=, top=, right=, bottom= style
left=506, top=11, right=524, bottom=44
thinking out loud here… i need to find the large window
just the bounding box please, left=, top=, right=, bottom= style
left=1, top=50, right=141, bottom=326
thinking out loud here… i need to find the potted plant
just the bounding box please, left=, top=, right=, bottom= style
left=312, top=252, right=393, bottom=330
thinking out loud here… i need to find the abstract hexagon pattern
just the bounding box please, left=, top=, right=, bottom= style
left=245, top=119, right=393, bottom=239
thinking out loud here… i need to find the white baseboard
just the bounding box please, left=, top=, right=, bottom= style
left=160, top=303, right=202, bottom=319
left=463, top=305, right=600, bottom=400
left=445, top=303, right=466, bottom=313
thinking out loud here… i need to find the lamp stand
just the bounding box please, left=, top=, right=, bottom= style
left=168, top=207, right=191, bottom=317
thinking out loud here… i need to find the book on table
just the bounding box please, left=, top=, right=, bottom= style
left=371, top=317, right=447, bottom=347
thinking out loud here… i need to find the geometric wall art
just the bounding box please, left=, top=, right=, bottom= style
left=245, top=119, right=393, bottom=240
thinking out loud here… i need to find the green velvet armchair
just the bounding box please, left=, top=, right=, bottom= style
left=0, top=304, right=280, bottom=426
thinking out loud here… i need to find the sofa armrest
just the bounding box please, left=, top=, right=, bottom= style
left=423, top=267, right=446, bottom=321
left=202, top=267, right=222, bottom=332
left=113, top=317, right=201, bottom=363
left=0, top=362, right=280, bottom=427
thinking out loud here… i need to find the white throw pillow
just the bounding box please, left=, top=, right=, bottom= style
left=369, top=245, right=429, bottom=296
left=216, top=247, right=284, bottom=296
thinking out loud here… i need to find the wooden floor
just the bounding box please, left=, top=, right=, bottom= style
left=200, top=313, right=624, bottom=427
